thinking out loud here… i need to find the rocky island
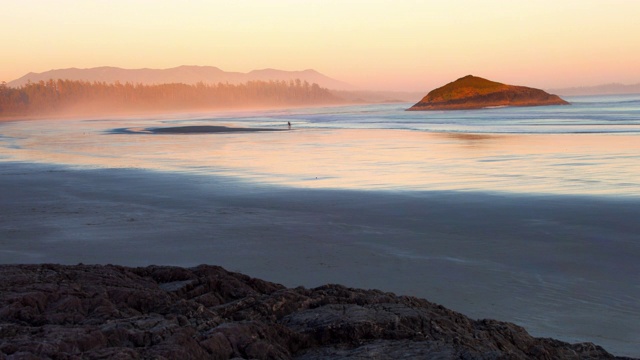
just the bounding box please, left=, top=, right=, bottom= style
left=0, top=264, right=632, bottom=359
left=408, top=75, right=569, bottom=110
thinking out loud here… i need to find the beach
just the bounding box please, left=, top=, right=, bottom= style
left=4, top=0, right=640, bottom=356
left=1, top=101, right=640, bottom=357
left=1, top=160, right=639, bottom=357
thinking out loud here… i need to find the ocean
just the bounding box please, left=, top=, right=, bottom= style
left=2, top=94, right=640, bottom=196
left=1, top=94, right=639, bottom=357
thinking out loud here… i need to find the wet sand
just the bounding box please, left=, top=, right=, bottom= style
left=1, top=161, right=638, bottom=357
left=111, top=125, right=290, bottom=134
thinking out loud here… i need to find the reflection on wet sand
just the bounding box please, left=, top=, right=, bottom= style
left=440, top=133, right=499, bottom=142
left=1, top=118, right=640, bottom=196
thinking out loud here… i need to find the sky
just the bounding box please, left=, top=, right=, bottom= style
left=2, top=0, right=640, bottom=91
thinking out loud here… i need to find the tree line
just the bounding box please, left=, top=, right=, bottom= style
left=0, top=79, right=343, bottom=118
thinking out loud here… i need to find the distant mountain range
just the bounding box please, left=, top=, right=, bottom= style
left=7, top=66, right=353, bottom=90
left=547, top=83, right=640, bottom=96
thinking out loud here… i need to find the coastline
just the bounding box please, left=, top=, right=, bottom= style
left=1, top=161, right=638, bottom=358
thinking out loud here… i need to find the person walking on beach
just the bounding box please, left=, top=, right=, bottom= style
left=287, top=121, right=291, bottom=129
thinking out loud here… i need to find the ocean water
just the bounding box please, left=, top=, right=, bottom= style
left=2, top=94, right=640, bottom=197
left=1, top=95, right=640, bottom=357
left=254, top=93, right=640, bottom=134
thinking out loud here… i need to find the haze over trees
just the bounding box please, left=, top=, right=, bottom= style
left=0, top=79, right=343, bottom=118
left=6, top=66, right=353, bottom=90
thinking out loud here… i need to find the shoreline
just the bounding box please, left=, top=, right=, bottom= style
left=1, top=161, right=638, bottom=357
left=3, top=115, right=639, bottom=197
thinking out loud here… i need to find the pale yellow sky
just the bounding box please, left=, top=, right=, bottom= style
left=2, top=0, right=639, bottom=91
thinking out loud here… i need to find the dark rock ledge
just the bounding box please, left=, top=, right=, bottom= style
left=0, top=264, right=633, bottom=360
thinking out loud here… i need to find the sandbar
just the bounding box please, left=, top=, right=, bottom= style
left=111, top=125, right=290, bottom=134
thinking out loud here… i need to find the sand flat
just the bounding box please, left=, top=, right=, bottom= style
left=1, top=161, right=639, bottom=357
left=111, top=125, right=290, bottom=134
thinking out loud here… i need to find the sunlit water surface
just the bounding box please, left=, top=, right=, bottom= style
left=2, top=95, right=640, bottom=197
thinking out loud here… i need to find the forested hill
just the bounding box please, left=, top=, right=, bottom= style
left=7, top=66, right=353, bottom=90
left=0, top=79, right=344, bottom=119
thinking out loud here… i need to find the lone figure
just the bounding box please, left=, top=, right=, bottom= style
left=287, top=121, right=291, bottom=129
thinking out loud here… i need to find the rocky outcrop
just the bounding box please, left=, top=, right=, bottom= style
left=408, top=75, right=569, bottom=110
left=0, top=264, right=631, bottom=359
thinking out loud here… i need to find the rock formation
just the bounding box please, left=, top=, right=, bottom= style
left=0, top=264, right=632, bottom=359
left=408, top=75, right=569, bottom=110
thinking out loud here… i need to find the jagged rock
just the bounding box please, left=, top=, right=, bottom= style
left=0, top=264, right=632, bottom=359
left=408, top=75, right=569, bottom=110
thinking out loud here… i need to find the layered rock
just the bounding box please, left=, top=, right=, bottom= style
left=0, top=264, right=631, bottom=359
left=408, top=75, right=569, bottom=110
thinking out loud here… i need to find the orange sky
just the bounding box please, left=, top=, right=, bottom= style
left=2, top=0, right=640, bottom=91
